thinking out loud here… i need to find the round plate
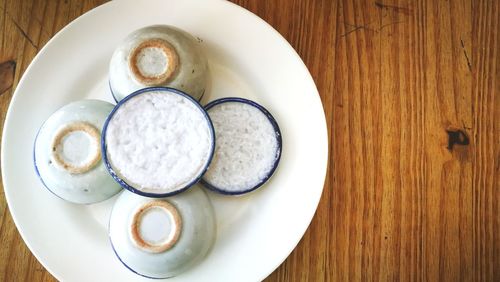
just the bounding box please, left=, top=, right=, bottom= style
left=1, top=0, right=328, bottom=281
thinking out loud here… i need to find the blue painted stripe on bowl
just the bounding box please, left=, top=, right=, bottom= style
left=106, top=195, right=165, bottom=279
left=109, top=237, right=168, bottom=279
left=108, top=80, right=119, bottom=103
left=201, top=97, right=282, bottom=196
left=105, top=194, right=164, bottom=279
left=101, top=87, right=216, bottom=198
left=109, top=81, right=205, bottom=104
left=32, top=125, right=68, bottom=202
left=33, top=117, right=122, bottom=205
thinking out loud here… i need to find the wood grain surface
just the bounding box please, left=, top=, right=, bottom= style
left=0, top=0, right=498, bottom=281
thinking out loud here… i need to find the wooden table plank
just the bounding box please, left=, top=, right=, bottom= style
left=0, top=0, right=498, bottom=281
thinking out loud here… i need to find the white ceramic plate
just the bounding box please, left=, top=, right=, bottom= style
left=1, top=0, right=328, bottom=281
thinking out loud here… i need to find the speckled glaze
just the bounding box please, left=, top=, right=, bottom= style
left=109, top=25, right=209, bottom=102
left=33, top=100, right=122, bottom=204
left=109, top=186, right=216, bottom=279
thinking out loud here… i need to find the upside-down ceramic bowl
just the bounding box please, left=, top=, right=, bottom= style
left=109, top=186, right=216, bottom=278
left=109, top=25, right=209, bottom=102
left=33, top=100, right=122, bottom=204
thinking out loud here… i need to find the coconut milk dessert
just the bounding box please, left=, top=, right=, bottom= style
left=33, top=100, right=122, bottom=204
left=202, top=98, right=282, bottom=195
left=109, top=25, right=208, bottom=102
left=102, top=87, right=215, bottom=197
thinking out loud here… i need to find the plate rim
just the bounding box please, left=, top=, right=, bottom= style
left=1, top=0, right=329, bottom=280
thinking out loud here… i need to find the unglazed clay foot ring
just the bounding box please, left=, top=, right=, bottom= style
left=51, top=121, right=101, bottom=174
left=128, top=38, right=179, bottom=86
left=130, top=200, right=182, bottom=253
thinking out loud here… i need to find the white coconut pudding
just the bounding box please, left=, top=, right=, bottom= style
left=202, top=98, right=282, bottom=195
left=103, top=87, right=215, bottom=197
left=33, top=100, right=122, bottom=204
left=109, top=25, right=208, bottom=102
left=109, top=186, right=216, bottom=278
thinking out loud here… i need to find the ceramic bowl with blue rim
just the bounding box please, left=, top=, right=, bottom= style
left=33, top=100, right=122, bottom=204
left=109, top=185, right=216, bottom=279
left=102, top=87, right=215, bottom=198
left=201, top=97, right=282, bottom=195
left=109, top=25, right=208, bottom=102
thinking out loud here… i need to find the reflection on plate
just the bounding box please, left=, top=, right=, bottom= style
left=1, top=0, right=327, bottom=281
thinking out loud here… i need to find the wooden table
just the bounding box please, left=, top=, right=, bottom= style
left=0, top=0, right=498, bottom=281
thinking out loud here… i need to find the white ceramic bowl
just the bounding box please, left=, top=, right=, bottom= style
left=201, top=97, right=282, bottom=195
left=33, top=100, right=122, bottom=204
left=109, top=186, right=216, bottom=279
left=109, top=25, right=209, bottom=102
left=102, top=87, right=215, bottom=198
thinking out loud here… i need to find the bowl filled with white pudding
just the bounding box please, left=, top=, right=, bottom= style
left=102, top=87, right=215, bottom=198
left=201, top=97, right=282, bottom=195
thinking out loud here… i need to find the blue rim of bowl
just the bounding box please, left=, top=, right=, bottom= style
left=109, top=238, right=167, bottom=279
left=109, top=80, right=119, bottom=103
left=101, top=86, right=216, bottom=198
left=32, top=102, right=121, bottom=205
left=107, top=195, right=162, bottom=279
left=33, top=125, right=68, bottom=202
left=200, top=97, right=282, bottom=196
left=109, top=80, right=206, bottom=104
left=108, top=188, right=216, bottom=280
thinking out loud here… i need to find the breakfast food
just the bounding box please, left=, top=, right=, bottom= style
left=109, top=25, right=208, bottom=102
left=33, top=100, right=122, bottom=204
left=201, top=98, right=282, bottom=195
left=109, top=186, right=216, bottom=278
left=102, top=87, right=215, bottom=197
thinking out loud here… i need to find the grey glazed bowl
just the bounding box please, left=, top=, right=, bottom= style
left=33, top=100, right=122, bottom=204
left=109, top=25, right=209, bottom=102
left=109, top=186, right=216, bottom=278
